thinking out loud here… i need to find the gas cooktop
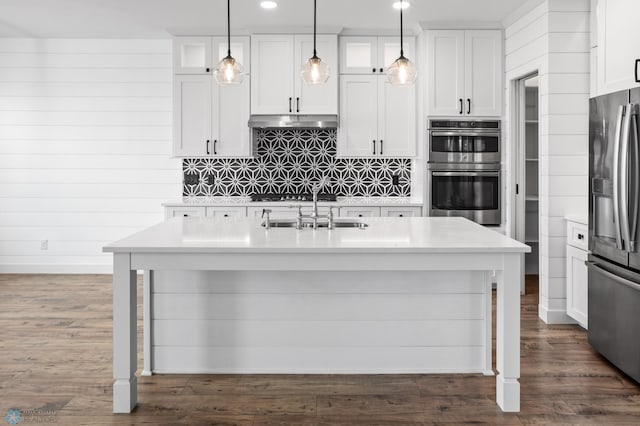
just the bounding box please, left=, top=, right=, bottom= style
left=250, top=193, right=337, bottom=202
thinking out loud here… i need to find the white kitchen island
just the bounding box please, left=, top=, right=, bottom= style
left=104, top=216, right=529, bottom=414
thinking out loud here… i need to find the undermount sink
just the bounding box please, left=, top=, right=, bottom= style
left=263, top=219, right=368, bottom=229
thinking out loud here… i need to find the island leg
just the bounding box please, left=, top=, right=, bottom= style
left=113, top=252, right=138, bottom=413
left=495, top=253, right=522, bottom=412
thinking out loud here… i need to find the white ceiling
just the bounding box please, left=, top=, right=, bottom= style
left=0, top=0, right=532, bottom=38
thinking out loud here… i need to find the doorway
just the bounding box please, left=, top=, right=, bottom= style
left=514, top=73, right=540, bottom=292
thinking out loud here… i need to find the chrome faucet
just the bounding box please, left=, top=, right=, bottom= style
left=311, top=176, right=330, bottom=229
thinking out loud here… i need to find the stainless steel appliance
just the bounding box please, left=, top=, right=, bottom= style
left=588, top=87, right=640, bottom=382
left=428, top=119, right=501, bottom=164
left=427, top=119, right=501, bottom=225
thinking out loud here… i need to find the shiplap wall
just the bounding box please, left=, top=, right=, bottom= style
left=504, top=0, right=590, bottom=323
left=0, top=39, right=181, bottom=273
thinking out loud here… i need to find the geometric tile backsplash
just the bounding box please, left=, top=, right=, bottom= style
left=183, top=129, right=411, bottom=197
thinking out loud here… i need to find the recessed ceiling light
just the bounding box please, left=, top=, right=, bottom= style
left=261, top=1, right=278, bottom=9
left=393, top=1, right=410, bottom=9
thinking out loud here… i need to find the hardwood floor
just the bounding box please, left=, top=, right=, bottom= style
left=1, top=274, right=640, bottom=425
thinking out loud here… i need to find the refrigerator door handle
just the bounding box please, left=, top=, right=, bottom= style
left=587, top=261, right=640, bottom=292
left=621, top=104, right=632, bottom=251
left=630, top=107, right=640, bottom=252
left=613, top=105, right=625, bottom=250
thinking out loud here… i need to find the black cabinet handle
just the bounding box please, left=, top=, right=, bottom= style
left=206, top=67, right=210, bottom=73
left=289, top=97, right=292, bottom=113
left=578, top=233, right=585, bottom=240
left=459, top=99, right=463, bottom=115
left=223, top=214, right=229, bottom=217
left=380, top=140, right=383, bottom=155
left=296, top=97, right=300, bottom=113
left=372, top=68, right=376, bottom=73
left=636, top=59, right=640, bottom=82
left=358, top=214, right=363, bottom=217
left=399, top=214, right=404, bottom=217
left=183, top=214, right=188, bottom=217
left=206, top=139, right=210, bottom=155
left=379, top=67, right=384, bottom=73
left=372, top=140, right=376, bottom=155
left=467, top=98, right=471, bottom=114
left=214, top=140, right=218, bottom=155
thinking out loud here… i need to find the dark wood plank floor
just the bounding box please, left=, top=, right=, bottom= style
left=1, top=274, right=639, bottom=425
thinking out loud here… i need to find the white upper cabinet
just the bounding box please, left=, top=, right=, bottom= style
left=426, top=30, right=502, bottom=117
left=596, top=0, right=640, bottom=95
left=338, top=75, right=416, bottom=158
left=340, top=36, right=416, bottom=75
left=172, top=36, right=252, bottom=158
left=339, top=75, right=378, bottom=157
left=251, top=34, right=338, bottom=115
left=173, top=37, right=213, bottom=74
left=173, top=36, right=251, bottom=75
left=378, top=78, right=416, bottom=157
left=173, top=75, right=212, bottom=157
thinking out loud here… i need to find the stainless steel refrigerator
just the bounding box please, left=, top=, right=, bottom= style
left=589, top=88, right=640, bottom=382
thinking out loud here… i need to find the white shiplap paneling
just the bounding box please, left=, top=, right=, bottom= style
left=0, top=38, right=180, bottom=273
left=504, top=0, right=589, bottom=324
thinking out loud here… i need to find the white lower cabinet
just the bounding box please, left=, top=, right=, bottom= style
left=340, top=206, right=422, bottom=218
left=205, top=207, right=247, bottom=218
left=165, top=207, right=206, bottom=219
left=566, top=218, right=588, bottom=329
left=340, top=206, right=380, bottom=217
left=381, top=206, right=422, bottom=217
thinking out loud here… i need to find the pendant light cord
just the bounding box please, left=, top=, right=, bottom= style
left=400, top=0, right=404, bottom=58
left=226, top=0, right=231, bottom=58
left=313, top=0, right=318, bottom=58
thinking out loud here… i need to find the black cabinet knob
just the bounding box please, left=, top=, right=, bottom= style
left=223, top=214, right=229, bottom=217
left=578, top=234, right=584, bottom=240
left=372, top=68, right=376, bottom=73
left=183, top=214, right=188, bottom=217
left=379, top=67, right=384, bottom=73
left=399, top=214, right=404, bottom=217
left=358, top=214, right=363, bottom=217
left=206, top=68, right=210, bottom=73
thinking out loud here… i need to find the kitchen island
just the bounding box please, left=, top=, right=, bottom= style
left=104, top=216, right=529, bottom=413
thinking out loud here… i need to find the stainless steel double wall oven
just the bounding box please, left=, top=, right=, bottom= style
left=427, top=119, right=501, bottom=225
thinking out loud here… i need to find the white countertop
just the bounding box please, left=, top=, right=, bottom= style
left=104, top=216, right=530, bottom=254
left=162, top=196, right=424, bottom=208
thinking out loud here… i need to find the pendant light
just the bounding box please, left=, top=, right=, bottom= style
left=215, top=0, right=244, bottom=85
left=386, top=0, right=417, bottom=86
left=301, top=0, right=329, bottom=85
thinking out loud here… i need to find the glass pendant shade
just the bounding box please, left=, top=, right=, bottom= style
left=387, top=56, right=417, bottom=86
left=301, top=56, right=329, bottom=85
left=215, top=56, right=244, bottom=85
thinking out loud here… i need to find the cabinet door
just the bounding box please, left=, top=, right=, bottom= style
left=338, top=75, right=378, bottom=157
left=378, top=78, right=416, bottom=157
left=339, top=36, right=379, bottom=74
left=378, top=36, right=416, bottom=72
left=173, top=75, right=212, bottom=157
left=339, top=207, right=381, bottom=217
left=464, top=30, right=502, bottom=116
left=427, top=30, right=465, bottom=116
left=380, top=207, right=422, bottom=217
left=215, top=78, right=252, bottom=157
left=251, top=35, right=294, bottom=114
left=173, top=37, right=212, bottom=74
left=567, top=245, right=588, bottom=328
left=294, top=35, right=338, bottom=114
left=597, top=0, right=640, bottom=95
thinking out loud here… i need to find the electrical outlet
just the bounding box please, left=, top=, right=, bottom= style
left=207, top=175, right=215, bottom=185
left=392, top=174, right=400, bottom=186
left=184, top=174, right=199, bottom=185
left=40, top=240, right=48, bottom=250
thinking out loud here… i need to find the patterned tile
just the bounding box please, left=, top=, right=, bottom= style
left=183, top=129, right=411, bottom=197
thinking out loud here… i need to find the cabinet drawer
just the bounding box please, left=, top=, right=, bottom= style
left=339, top=207, right=381, bottom=217
left=206, top=207, right=247, bottom=218
left=567, top=220, right=588, bottom=251
left=380, top=206, right=422, bottom=217
left=247, top=206, right=331, bottom=219
left=165, top=207, right=206, bottom=219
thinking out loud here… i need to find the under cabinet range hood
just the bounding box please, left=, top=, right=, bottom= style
left=248, top=115, right=338, bottom=129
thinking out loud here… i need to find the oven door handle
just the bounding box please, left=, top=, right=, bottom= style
left=431, top=171, right=500, bottom=177
left=431, top=131, right=500, bottom=137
